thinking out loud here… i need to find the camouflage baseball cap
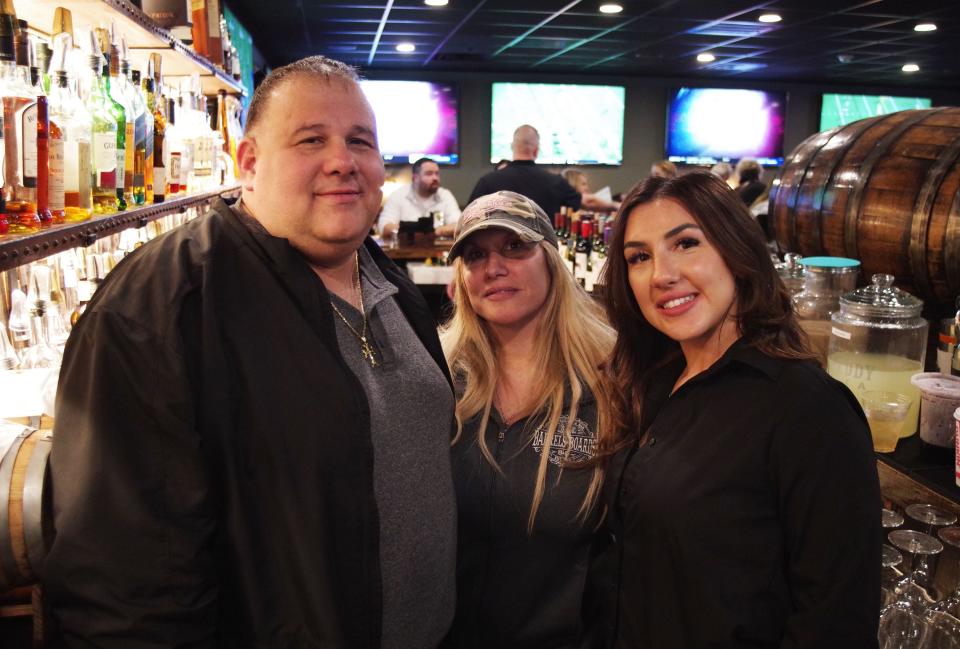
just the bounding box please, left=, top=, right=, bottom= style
left=448, top=191, right=558, bottom=261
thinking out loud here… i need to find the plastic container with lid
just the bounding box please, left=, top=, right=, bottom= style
left=827, top=274, right=928, bottom=438
left=910, top=373, right=960, bottom=448
left=793, top=256, right=860, bottom=365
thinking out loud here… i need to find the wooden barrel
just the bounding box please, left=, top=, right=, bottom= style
left=0, top=429, right=53, bottom=592
left=771, top=107, right=960, bottom=312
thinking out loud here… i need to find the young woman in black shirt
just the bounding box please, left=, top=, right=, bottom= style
left=597, top=171, right=881, bottom=648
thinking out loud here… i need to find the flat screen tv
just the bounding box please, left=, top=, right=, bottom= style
left=490, top=82, right=625, bottom=165
left=359, top=80, right=459, bottom=165
left=819, top=93, right=932, bottom=131
left=665, top=87, right=786, bottom=166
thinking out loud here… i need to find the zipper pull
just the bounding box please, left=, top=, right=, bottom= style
left=498, top=428, right=505, bottom=443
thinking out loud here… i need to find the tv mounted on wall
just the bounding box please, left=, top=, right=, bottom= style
left=819, top=93, right=932, bottom=131
left=490, top=82, right=626, bottom=166
left=360, top=80, right=460, bottom=165
left=665, top=87, right=786, bottom=166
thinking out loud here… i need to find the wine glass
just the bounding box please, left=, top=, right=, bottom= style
left=906, top=507, right=957, bottom=592
left=880, top=606, right=929, bottom=649
left=932, top=527, right=960, bottom=617
left=886, top=508, right=906, bottom=544
left=885, top=544, right=906, bottom=607
left=919, top=610, right=960, bottom=648
left=907, top=505, right=958, bottom=535
left=888, top=530, right=941, bottom=611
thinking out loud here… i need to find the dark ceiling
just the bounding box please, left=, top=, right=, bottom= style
left=226, top=0, right=960, bottom=88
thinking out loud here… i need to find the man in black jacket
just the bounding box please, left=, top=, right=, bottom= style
left=468, top=124, right=581, bottom=218
left=45, top=56, right=457, bottom=649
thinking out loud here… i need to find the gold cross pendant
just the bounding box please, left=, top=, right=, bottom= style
left=360, top=337, right=378, bottom=368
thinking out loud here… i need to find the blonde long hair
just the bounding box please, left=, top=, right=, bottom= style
left=440, top=240, right=614, bottom=532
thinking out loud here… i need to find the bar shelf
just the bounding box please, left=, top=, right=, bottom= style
left=0, top=184, right=240, bottom=273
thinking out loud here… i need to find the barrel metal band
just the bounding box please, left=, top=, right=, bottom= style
left=809, top=118, right=876, bottom=254
left=22, top=432, right=52, bottom=579
left=909, top=124, right=960, bottom=300
left=0, top=430, right=30, bottom=591
left=844, top=109, right=947, bottom=259
left=777, top=129, right=835, bottom=252
left=945, top=186, right=960, bottom=294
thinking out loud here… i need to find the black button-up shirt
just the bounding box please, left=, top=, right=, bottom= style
left=605, top=341, right=881, bottom=649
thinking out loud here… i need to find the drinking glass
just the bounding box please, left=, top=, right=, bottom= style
left=885, top=544, right=906, bottom=607
left=933, top=527, right=960, bottom=617
left=889, top=530, right=942, bottom=610
left=908, top=505, right=959, bottom=535
left=880, top=607, right=928, bottom=649
left=863, top=391, right=912, bottom=452
left=906, top=506, right=957, bottom=592
left=886, top=508, right=907, bottom=543
left=919, top=610, right=960, bottom=648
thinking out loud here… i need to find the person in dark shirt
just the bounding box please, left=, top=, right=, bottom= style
left=468, top=125, right=581, bottom=218
left=735, top=157, right=768, bottom=207
left=597, top=171, right=881, bottom=648
left=439, top=191, right=614, bottom=648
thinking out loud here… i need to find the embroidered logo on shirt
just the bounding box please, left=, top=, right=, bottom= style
left=531, top=415, right=596, bottom=466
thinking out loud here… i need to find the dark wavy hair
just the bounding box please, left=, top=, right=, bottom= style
left=598, top=171, right=813, bottom=453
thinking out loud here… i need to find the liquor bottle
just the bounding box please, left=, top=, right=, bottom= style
left=230, top=44, right=240, bottom=81
left=206, top=0, right=223, bottom=65
left=150, top=55, right=166, bottom=203
left=113, top=37, right=140, bottom=207
left=141, top=72, right=156, bottom=203
left=165, top=97, right=181, bottom=195
left=84, top=32, right=119, bottom=214
left=151, top=90, right=165, bottom=203
left=49, top=38, right=92, bottom=222
left=40, top=93, right=64, bottom=225
left=215, top=89, right=235, bottom=181
left=31, top=37, right=54, bottom=226
left=575, top=218, right=591, bottom=287
left=11, top=16, right=25, bottom=72
left=0, top=2, right=40, bottom=233
left=220, top=14, right=231, bottom=72
left=216, top=89, right=229, bottom=156
left=129, top=69, right=148, bottom=205
left=566, top=212, right=579, bottom=264
left=98, top=28, right=129, bottom=209
left=35, top=42, right=51, bottom=95
left=190, top=0, right=222, bottom=63
left=190, top=0, right=208, bottom=57
left=553, top=206, right=564, bottom=239
left=101, top=59, right=126, bottom=211
left=225, top=92, right=241, bottom=174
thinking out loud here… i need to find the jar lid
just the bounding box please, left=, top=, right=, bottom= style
left=800, top=256, right=861, bottom=273
left=839, top=274, right=923, bottom=318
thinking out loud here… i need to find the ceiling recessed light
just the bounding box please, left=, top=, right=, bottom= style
left=902, top=63, right=920, bottom=73
left=599, top=3, right=623, bottom=14
left=424, top=0, right=448, bottom=6
left=758, top=13, right=782, bottom=23
left=396, top=42, right=416, bottom=53
left=914, top=22, right=937, bottom=32
left=697, top=53, right=716, bottom=63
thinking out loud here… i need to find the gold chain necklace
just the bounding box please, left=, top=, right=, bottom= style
left=329, top=252, right=378, bottom=368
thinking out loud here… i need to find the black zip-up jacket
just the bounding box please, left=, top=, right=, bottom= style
left=45, top=199, right=453, bottom=649
left=444, top=388, right=607, bottom=649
